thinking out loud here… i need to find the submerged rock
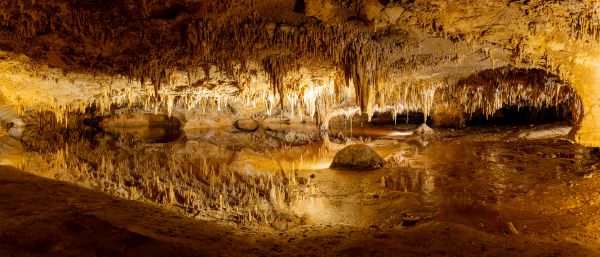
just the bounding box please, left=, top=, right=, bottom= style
left=330, top=144, right=384, bottom=170
left=261, top=117, right=291, bottom=131
left=234, top=119, right=259, bottom=132
left=265, top=129, right=315, bottom=145
left=518, top=126, right=571, bottom=140
left=101, top=112, right=181, bottom=127
left=384, top=152, right=405, bottom=166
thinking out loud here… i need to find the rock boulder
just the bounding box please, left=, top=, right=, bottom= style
left=413, top=123, right=434, bottom=135
left=233, top=119, right=259, bottom=132
left=330, top=144, right=384, bottom=170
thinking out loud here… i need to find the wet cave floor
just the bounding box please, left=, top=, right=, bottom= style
left=1, top=122, right=600, bottom=256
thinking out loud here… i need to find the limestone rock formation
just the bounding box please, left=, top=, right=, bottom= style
left=414, top=123, right=435, bottom=135
left=0, top=0, right=598, bottom=146
left=234, top=119, right=259, bottom=132
left=0, top=106, right=25, bottom=139
left=330, top=144, right=384, bottom=170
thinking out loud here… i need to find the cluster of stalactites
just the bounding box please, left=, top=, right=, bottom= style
left=180, top=17, right=416, bottom=115
left=1, top=5, right=492, bottom=123
left=28, top=68, right=456, bottom=130
left=371, top=80, right=443, bottom=121
left=14, top=100, right=91, bottom=128
left=442, top=75, right=580, bottom=120
left=557, top=1, right=600, bottom=44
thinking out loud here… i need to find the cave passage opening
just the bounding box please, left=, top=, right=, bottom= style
left=327, top=67, right=582, bottom=139
left=446, top=67, right=582, bottom=131
left=465, top=103, right=577, bottom=126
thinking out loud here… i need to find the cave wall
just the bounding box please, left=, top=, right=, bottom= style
left=570, top=49, right=600, bottom=146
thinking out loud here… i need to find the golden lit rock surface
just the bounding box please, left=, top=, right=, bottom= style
left=330, top=144, right=384, bottom=170
left=2, top=1, right=600, bottom=256
left=0, top=0, right=598, bottom=144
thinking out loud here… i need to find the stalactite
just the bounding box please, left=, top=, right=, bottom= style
left=443, top=68, right=580, bottom=118
left=2, top=0, right=596, bottom=130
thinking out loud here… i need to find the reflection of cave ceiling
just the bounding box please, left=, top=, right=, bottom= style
left=1, top=0, right=600, bottom=145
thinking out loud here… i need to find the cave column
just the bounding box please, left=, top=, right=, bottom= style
left=570, top=51, right=600, bottom=147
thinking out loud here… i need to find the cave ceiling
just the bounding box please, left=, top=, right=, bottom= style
left=0, top=0, right=600, bottom=145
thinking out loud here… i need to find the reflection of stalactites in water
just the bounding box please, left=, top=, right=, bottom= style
left=16, top=129, right=308, bottom=227
left=14, top=122, right=600, bottom=230
left=381, top=168, right=437, bottom=205
left=420, top=168, right=436, bottom=205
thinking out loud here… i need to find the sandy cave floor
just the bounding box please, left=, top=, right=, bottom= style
left=0, top=165, right=597, bottom=257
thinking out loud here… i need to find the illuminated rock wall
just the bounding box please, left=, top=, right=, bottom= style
left=570, top=50, right=600, bottom=147
left=0, top=0, right=599, bottom=146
